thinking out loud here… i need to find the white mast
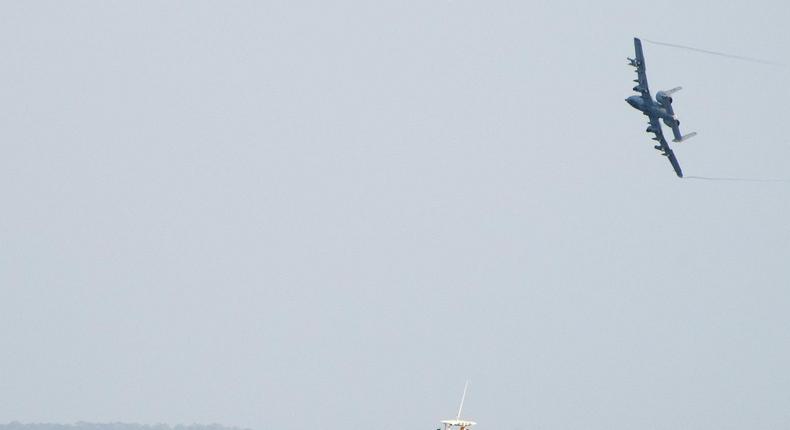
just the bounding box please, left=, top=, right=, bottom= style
left=456, top=380, right=469, bottom=421
left=441, top=381, right=476, bottom=430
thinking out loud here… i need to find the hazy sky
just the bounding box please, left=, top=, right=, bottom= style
left=2, top=2, right=790, bottom=430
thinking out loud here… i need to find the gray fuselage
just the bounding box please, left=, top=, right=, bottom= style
left=625, top=95, right=672, bottom=121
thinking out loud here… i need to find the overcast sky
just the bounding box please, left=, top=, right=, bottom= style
left=2, top=2, right=790, bottom=430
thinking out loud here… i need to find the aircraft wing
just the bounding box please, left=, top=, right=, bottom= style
left=632, top=38, right=651, bottom=99
left=648, top=115, right=683, bottom=177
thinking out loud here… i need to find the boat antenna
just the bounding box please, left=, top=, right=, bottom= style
left=456, top=380, right=470, bottom=421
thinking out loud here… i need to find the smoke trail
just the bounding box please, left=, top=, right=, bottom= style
left=643, top=39, right=785, bottom=66
left=685, top=175, right=790, bottom=183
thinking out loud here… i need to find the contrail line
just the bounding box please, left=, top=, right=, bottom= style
left=643, top=39, right=785, bottom=66
left=685, top=175, right=790, bottom=183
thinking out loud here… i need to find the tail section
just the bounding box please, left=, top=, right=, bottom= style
left=673, top=131, right=697, bottom=143
left=656, top=87, right=682, bottom=109
left=663, top=86, right=682, bottom=96
left=657, top=86, right=695, bottom=143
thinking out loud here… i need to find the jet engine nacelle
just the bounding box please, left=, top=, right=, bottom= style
left=656, top=91, right=673, bottom=106
left=663, top=117, right=680, bottom=128
left=656, top=87, right=682, bottom=107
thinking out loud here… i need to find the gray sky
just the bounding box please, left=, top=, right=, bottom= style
left=2, top=1, right=790, bottom=430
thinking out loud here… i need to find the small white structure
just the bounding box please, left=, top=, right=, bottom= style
left=440, top=381, right=476, bottom=430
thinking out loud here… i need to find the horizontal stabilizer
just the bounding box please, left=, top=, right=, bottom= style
left=673, top=132, right=697, bottom=143
left=663, top=86, right=682, bottom=96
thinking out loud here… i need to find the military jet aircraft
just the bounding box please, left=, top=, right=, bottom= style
left=626, top=37, right=696, bottom=177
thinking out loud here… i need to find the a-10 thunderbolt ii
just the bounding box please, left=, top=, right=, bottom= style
left=626, top=37, right=696, bottom=177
